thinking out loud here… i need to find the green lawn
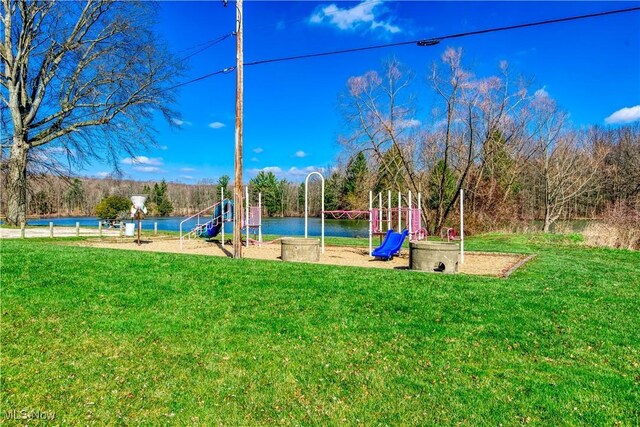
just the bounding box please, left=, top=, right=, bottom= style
left=1, top=234, right=639, bottom=425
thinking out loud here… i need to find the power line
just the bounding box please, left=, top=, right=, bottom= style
left=167, top=66, right=235, bottom=90
left=178, top=33, right=233, bottom=63
left=245, top=6, right=640, bottom=67
left=8, top=7, right=640, bottom=131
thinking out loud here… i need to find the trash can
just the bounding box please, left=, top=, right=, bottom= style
left=124, top=222, right=135, bottom=237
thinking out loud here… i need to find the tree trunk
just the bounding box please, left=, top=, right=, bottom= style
left=543, top=207, right=552, bottom=233
left=6, top=139, right=29, bottom=226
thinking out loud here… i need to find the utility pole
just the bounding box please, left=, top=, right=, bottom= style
left=233, top=0, right=244, bottom=258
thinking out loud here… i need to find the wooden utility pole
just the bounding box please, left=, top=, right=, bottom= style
left=233, top=0, right=244, bottom=258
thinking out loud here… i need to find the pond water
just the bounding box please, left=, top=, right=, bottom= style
left=25, top=216, right=371, bottom=238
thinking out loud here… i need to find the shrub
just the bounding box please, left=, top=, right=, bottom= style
left=95, top=195, right=130, bottom=220
left=582, top=202, right=640, bottom=250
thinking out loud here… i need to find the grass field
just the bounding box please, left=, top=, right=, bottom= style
left=1, top=234, right=639, bottom=425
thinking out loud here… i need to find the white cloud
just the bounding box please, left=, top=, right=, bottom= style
left=605, top=105, right=640, bottom=125
left=159, top=145, right=169, bottom=150
left=96, top=171, right=110, bottom=178
left=397, top=118, right=421, bottom=129
left=134, top=166, right=163, bottom=173
left=251, top=157, right=259, bottom=162
left=180, top=175, right=195, bottom=180
left=252, top=147, right=264, bottom=154
left=171, top=118, right=191, bottom=126
left=208, top=121, right=225, bottom=129
left=121, top=156, right=163, bottom=166
left=180, top=167, right=196, bottom=172
left=262, top=166, right=283, bottom=174
left=294, top=150, right=308, bottom=158
left=309, top=1, right=401, bottom=34
left=534, top=87, right=549, bottom=99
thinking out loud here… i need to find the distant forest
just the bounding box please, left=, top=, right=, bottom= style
left=0, top=122, right=638, bottom=237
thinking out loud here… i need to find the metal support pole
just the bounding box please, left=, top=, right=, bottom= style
left=378, top=192, right=382, bottom=231
left=233, top=0, right=244, bottom=258
left=408, top=191, right=412, bottom=238
left=387, top=190, right=391, bottom=231
left=20, top=222, right=25, bottom=238
left=304, top=172, right=325, bottom=253
left=397, top=191, right=401, bottom=232
left=50, top=222, right=54, bottom=238
left=245, top=185, right=249, bottom=246
left=418, top=192, right=422, bottom=236
left=460, top=188, right=464, bottom=264
left=369, top=190, right=373, bottom=256
left=221, top=186, right=225, bottom=248
left=258, top=192, right=262, bottom=243
left=76, top=221, right=80, bottom=237
left=154, top=222, right=158, bottom=235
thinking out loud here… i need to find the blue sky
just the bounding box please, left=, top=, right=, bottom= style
left=87, top=1, right=640, bottom=183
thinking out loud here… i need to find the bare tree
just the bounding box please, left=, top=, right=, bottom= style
left=1, top=0, right=180, bottom=225
left=340, top=59, right=420, bottom=197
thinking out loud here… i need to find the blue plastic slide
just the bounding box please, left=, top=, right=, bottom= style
left=372, top=229, right=409, bottom=260
left=199, top=200, right=235, bottom=239
left=200, top=221, right=222, bottom=238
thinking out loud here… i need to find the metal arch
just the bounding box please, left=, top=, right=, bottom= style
left=304, top=171, right=325, bottom=254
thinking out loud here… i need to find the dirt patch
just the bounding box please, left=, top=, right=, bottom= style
left=73, top=237, right=531, bottom=277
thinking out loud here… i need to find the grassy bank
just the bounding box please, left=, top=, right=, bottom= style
left=1, top=235, right=638, bottom=425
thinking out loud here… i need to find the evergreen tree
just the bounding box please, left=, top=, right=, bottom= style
left=427, top=160, right=456, bottom=210
left=250, top=171, right=281, bottom=216
left=217, top=175, right=230, bottom=199
left=151, top=180, right=173, bottom=216
left=65, top=178, right=85, bottom=214
left=342, top=152, right=368, bottom=209
left=325, top=171, right=343, bottom=211
left=374, top=145, right=404, bottom=193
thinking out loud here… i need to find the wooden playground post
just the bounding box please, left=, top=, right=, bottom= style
left=20, top=222, right=25, bottom=238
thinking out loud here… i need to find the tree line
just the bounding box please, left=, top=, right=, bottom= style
left=325, top=52, right=639, bottom=234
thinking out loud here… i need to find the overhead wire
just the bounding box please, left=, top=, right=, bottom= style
left=177, top=33, right=233, bottom=63
left=10, top=6, right=640, bottom=129
left=244, top=6, right=640, bottom=67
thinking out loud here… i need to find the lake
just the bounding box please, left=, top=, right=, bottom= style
left=25, top=216, right=371, bottom=238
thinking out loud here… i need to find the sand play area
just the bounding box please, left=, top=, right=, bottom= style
left=74, top=236, right=532, bottom=277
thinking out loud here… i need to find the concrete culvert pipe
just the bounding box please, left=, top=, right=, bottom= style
left=410, top=241, right=459, bottom=273
left=281, top=238, right=320, bottom=262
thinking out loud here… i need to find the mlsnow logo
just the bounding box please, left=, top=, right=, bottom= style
left=4, top=409, right=56, bottom=420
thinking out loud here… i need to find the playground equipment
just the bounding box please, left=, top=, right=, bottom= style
left=179, top=186, right=261, bottom=249
left=304, top=172, right=427, bottom=256
left=440, top=227, right=460, bottom=241
left=130, top=195, right=147, bottom=245
left=371, top=229, right=409, bottom=260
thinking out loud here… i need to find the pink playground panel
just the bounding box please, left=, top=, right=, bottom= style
left=370, top=207, right=426, bottom=240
